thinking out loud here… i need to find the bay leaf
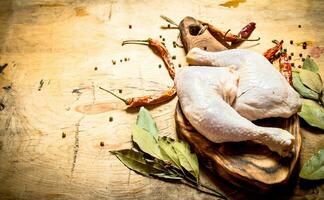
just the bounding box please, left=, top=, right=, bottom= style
left=292, top=71, right=319, bottom=100
left=299, top=149, right=324, bottom=180
left=302, top=57, right=319, bottom=73
left=111, top=149, right=168, bottom=176
left=298, top=99, right=324, bottom=130
left=172, top=141, right=199, bottom=180
left=137, top=107, right=159, bottom=141
left=299, top=69, right=323, bottom=94
left=132, top=124, right=164, bottom=159
left=159, top=137, right=182, bottom=169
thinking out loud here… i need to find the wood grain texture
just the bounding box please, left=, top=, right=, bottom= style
left=0, top=0, right=323, bottom=199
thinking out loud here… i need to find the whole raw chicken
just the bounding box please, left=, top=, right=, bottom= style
left=175, top=48, right=301, bottom=157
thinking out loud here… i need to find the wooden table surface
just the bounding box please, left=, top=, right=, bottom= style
left=0, top=0, right=323, bottom=199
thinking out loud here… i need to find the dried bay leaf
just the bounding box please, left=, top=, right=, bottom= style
left=302, top=57, right=319, bottom=73
left=159, top=137, right=182, bottom=168
left=132, top=124, right=164, bottom=159
left=137, top=107, right=159, bottom=141
left=172, top=141, right=199, bottom=180
left=298, top=99, right=324, bottom=130
left=299, top=69, right=323, bottom=94
left=300, top=149, right=324, bottom=180
left=111, top=149, right=168, bottom=176
left=292, top=71, right=319, bottom=100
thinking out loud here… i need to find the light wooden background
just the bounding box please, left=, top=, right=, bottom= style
left=0, top=0, right=323, bottom=199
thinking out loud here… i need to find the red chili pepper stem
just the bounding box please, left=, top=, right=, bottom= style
left=122, top=39, right=149, bottom=46
left=99, top=86, right=129, bottom=105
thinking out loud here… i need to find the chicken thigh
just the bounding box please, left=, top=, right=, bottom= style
left=175, top=48, right=301, bottom=157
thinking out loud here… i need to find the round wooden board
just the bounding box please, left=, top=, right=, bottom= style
left=175, top=102, right=302, bottom=192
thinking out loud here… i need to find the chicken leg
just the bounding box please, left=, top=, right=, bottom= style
left=175, top=66, right=295, bottom=157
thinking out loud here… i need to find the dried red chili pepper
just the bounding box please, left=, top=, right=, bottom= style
left=231, top=22, right=256, bottom=45
left=198, top=21, right=259, bottom=48
left=263, top=40, right=284, bottom=62
left=100, top=38, right=177, bottom=108
left=99, top=86, right=176, bottom=108
left=122, top=38, right=175, bottom=80
left=278, top=53, right=293, bottom=85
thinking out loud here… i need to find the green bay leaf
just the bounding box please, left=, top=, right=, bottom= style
left=292, top=71, right=319, bottom=100
left=159, top=137, right=182, bottom=169
left=111, top=149, right=167, bottom=176
left=137, top=107, right=159, bottom=141
left=299, top=69, right=323, bottom=94
left=298, top=99, right=324, bottom=130
left=302, top=57, right=319, bottom=73
left=132, top=124, right=164, bottom=159
left=300, top=149, right=324, bottom=180
left=172, top=141, right=199, bottom=180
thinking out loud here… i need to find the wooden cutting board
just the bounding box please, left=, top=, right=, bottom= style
left=175, top=16, right=302, bottom=192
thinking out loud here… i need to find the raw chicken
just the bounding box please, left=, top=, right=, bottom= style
left=175, top=48, right=301, bottom=157
left=186, top=48, right=301, bottom=121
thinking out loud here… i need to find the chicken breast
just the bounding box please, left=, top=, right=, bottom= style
left=186, top=48, right=301, bottom=121
left=175, top=48, right=301, bottom=157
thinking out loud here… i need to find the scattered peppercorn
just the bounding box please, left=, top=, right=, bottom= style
left=129, top=25, right=132, bottom=29
left=291, top=63, right=295, bottom=67
left=2, top=85, right=11, bottom=91
left=290, top=40, right=293, bottom=45
left=162, top=38, right=165, bottom=42
left=167, top=24, right=171, bottom=28
left=302, top=58, right=305, bottom=62
left=298, top=25, right=301, bottom=28
left=94, top=67, right=98, bottom=71
left=159, top=35, right=162, bottom=38
left=283, top=48, right=287, bottom=53
left=120, top=59, right=123, bottom=62
left=112, top=60, right=116, bottom=65
left=118, top=89, right=122, bottom=94
left=307, top=55, right=311, bottom=58
left=124, top=58, right=127, bottom=61
left=173, top=41, right=176, bottom=48
left=62, top=132, right=66, bottom=138
left=100, top=141, right=105, bottom=147
left=158, top=64, right=162, bottom=68
left=298, top=65, right=301, bottom=68
left=299, top=53, right=302, bottom=57
left=290, top=52, right=294, bottom=56
left=203, top=47, right=207, bottom=50
left=302, top=42, right=307, bottom=49
left=288, top=56, right=291, bottom=60
left=178, top=64, right=181, bottom=68
left=109, top=117, right=113, bottom=122
left=172, top=55, right=176, bottom=60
